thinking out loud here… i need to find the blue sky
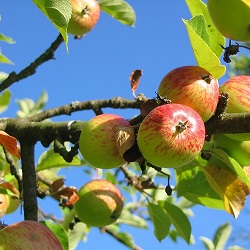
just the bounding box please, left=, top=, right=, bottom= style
left=1, top=1, right=250, bottom=250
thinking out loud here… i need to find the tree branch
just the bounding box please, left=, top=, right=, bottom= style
left=0, top=34, right=64, bottom=92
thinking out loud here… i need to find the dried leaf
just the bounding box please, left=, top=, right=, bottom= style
left=203, top=165, right=246, bottom=218
left=113, top=125, right=135, bottom=157
left=0, top=131, right=20, bottom=159
left=129, top=69, right=143, bottom=97
left=51, top=185, right=78, bottom=206
left=50, top=179, right=65, bottom=193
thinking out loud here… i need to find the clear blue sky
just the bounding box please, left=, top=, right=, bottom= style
left=1, top=1, right=250, bottom=250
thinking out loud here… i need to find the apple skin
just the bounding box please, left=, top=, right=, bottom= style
left=157, top=66, right=219, bottom=122
left=74, top=179, right=124, bottom=227
left=137, top=103, right=206, bottom=168
left=0, top=220, right=63, bottom=250
left=213, top=134, right=250, bottom=166
left=79, top=114, right=130, bottom=169
left=219, top=75, right=250, bottom=141
left=0, top=194, right=8, bottom=218
left=68, top=0, right=100, bottom=36
left=207, top=0, right=250, bottom=42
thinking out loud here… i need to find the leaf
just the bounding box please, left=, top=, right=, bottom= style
left=99, top=0, right=136, bottom=26
left=203, top=165, right=246, bottom=218
left=159, top=200, right=192, bottom=244
left=0, top=90, right=11, bottom=114
left=129, top=69, right=143, bottom=97
left=148, top=202, right=171, bottom=241
left=0, top=72, right=8, bottom=83
left=199, top=236, right=215, bottom=250
left=0, top=53, right=14, bottom=65
left=41, top=221, right=69, bottom=250
left=37, top=147, right=86, bottom=171
left=0, top=33, right=15, bottom=44
left=0, top=131, right=20, bottom=159
left=32, top=0, right=72, bottom=51
left=68, top=222, right=88, bottom=250
left=213, top=223, right=231, bottom=250
left=185, top=0, right=225, bottom=57
left=183, top=15, right=226, bottom=79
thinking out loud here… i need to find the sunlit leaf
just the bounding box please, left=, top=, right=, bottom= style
left=199, top=236, right=215, bottom=250
left=0, top=131, right=20, bottom=159
left=213, top=223, right=231, bottom=250
left=159, top=200, right=192, bottom=244
left=0, top=53, right=14, bottom=65
left=183, top=15, right=226, bottom=79
left=148, top=202, right=171, bottom=241
left=99, top=0, right=136, bottom=26
left=203, top=165, right=246, bottom=218
left=0, top=90, right=11, bottom=114
left=0, top=33, right=15, bottom=44
left=0, top=72, right=8, bottom=83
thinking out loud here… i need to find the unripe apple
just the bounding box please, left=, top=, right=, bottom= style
left=207, top=0, right=250, bottom=41
left=79, top=114, right=130, bottom=169
left=157, top=66, right=219, bottom=122
left=214, top=134, right=250, bottom=166
left=0, top=220, right=63, bottom=250
left=68, top=0, right=100, bottom=36
left=137, top=103, right=206, bottom=168
left=0, top=194, right=8, bottom=218
left=74, top=179, right=124, bottom=227
left=6, top=195, right=20, bottom=214
left=219, top=75, right=250, bottom=141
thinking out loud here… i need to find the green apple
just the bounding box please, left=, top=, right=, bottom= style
left=74, top=179, right=124, bottom=227
left=214, top=134, right=250, bottom=166
left=79, top=114, right=130, bottom=169
left=219, top=75, right=250, bottom=141
left=207, top=0, right=250, bottom=41
left=0, top=194, right=8, bottom=218
left=68, top=0, right=100, bottom=36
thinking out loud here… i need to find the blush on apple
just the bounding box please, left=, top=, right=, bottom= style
left=0, top=220, right=63, bottom=249
left=74, top=179, right=124, bottom=227
left=137, top=103, right=206, bottom=168
left=157, top=66, right=219, bottom=122
left=219, top=75, right=250, bottom=141
left=68, top=0, right=100, bottom=36
left=79, top=114, right=130, bottom=169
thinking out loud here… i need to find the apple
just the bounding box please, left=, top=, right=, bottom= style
left=79, top=114, right=130, bottom=169
left=68, top=0, right=100, bottom=36
left=219, top=75, right=250, bottom=141
left=157, top=66, right=219, bottom=122
left=74, top=179, right=124, bottom=227
left=213, top=133, right=250, bottom=166
left=242, top=166, right=250, bottom=195
left=0, top=220, right=63, bottom=249
left=207, top=0, right=250, bottom=42
left=137, top=103, right=206, bottom=168
left=0, top=194, right=8, bottom=218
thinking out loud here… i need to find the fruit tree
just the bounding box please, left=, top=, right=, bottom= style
left=1, top=0, right=250, bottom=249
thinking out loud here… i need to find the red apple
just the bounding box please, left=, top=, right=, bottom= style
left=0, top=220, right=62, bottom=249
left=157, top=66, right=219, bottom=122
left=137, top=103, right=206, bottom=168
left=79, top=114, right=130, bottom=169
left=213, top=133, right=250, bottom=166
left=68, top=0, right=100, bottom=36
left=74, top=179, right=124, bottom=227
left=219, top=75, right=250, bottom=141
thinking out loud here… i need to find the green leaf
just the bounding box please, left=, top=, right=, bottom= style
left=32, top=0, right=72, bottom=51
left=0, top=90, right=11, bottom=114
left=0, top=72, right=8, bottom=83
left=185, top=0, right=225, bottom=57
left=213, top=223, right=231, bottom=250
left=99, top=0, right=136, bottom=26
left=148, top=202, right=171, bottom=241
left=199, top=236, right=215, bottom=250
left=183, top=15, right=226, bottom=79
left=117, top=208, right=148, bottom=228
left=159, top=200, right=192, bottom=244
left=0, top=53, right=14, bottom=65
left=0, top=33, right=15, bottom=44
left=33, top=91, right=48, bottom=111
left=37, top=147, right=86, bottom=171
left=68, top=222, right=88, bottom=250
left=40, top=221, right=69, bottom=250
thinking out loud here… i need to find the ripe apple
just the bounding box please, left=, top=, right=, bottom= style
left=157, top=66, right=219, bottom=122
left=0, top=220, right=63, bottom=249
left=68, top=0, right=100, bottom=36
left=213, top=133, right=250, bottom=166
left=0, top=194, right=8, bottom=218
left=219, top=75, right=250, bottom=141
left=207, top=0, right=250, bottom=41
left=74, top=179, right=124, bottom=227
left=137, top=103, right=206, bottom=168
left=79, top=114, right=130, bottom=169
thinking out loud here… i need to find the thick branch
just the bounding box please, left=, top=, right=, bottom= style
left=0, top=34, right=64, bottom=92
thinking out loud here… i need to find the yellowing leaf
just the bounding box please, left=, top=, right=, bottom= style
left=0, top=131, right=20, bottom=159
left=203, top=165, right=246, bottom=218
